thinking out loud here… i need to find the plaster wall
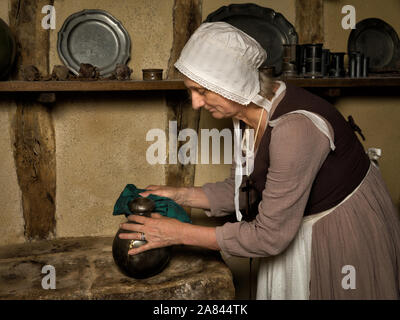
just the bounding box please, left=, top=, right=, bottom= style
left=0, top=3, right=24, bottom=245
left=0, top=0, right=174, bottom=243
left=0, top=101, right=25, bottom=245
left=49, top=0, right=174, bottom=80
left=52, top=92, right=168, bottom=238
left=324, top=0, right=400, bottom=53
left=0, top=1, right=10, bottom=24
left=49, top=0, right=173, bottom=238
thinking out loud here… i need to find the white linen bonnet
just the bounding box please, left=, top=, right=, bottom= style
left=174, top=21, right=271, bottom=109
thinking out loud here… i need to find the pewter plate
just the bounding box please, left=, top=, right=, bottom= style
left=205, top=3, right=298, bottom=75
left=348, top=18, right=400, bottom=72
left=58, top=9, right=131, bottom=77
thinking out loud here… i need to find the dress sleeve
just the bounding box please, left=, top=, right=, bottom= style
left=215, top=114, right=332, bottom=258
left=201, top=162, right=236, bottom=217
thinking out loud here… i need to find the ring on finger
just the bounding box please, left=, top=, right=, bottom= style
left=140, top=232, right=146, bottom=241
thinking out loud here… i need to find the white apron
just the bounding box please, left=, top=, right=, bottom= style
left=255, top=161, right=373, bottom=300
left=251, top=110, right=335, bottom=300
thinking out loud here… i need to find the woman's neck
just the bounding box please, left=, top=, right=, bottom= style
left=235, top=104, right=267, bottom=129
left=234, top=82, right=280, bottom=129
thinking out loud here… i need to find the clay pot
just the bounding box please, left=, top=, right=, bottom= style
left=142, top=69, right=163, bottom=80
left=112, top=197, right=171, bottom=279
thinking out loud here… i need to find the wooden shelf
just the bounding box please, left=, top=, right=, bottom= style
left=0, top=80, right=186, bottom=92
left=0, top=77, right=400, bottom=93
left=287, top=76, right=400, bottom=88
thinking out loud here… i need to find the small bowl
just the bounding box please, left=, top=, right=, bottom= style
left=142, top=69, right=163, bottom=81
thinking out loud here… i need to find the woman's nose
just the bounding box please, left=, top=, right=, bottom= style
left=191, top=92, right=205, bottom=110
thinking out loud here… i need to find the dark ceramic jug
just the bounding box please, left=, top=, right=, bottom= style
left=112, top=197, right=171, bottom=278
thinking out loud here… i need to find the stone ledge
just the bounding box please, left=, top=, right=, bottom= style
left=0, top=237, right=235, bottom=300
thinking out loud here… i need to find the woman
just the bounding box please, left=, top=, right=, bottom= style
left=119, top=22, right=400, bottom=299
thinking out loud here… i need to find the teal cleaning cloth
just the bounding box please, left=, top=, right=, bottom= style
left=113, top=184, right=191, bottom=223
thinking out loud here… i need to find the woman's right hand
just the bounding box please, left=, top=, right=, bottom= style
left=140, top=185, right=209, bottom=209
left=139, top=185, right=180, bottom=202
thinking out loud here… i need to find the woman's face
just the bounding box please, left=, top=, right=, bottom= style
left=184, top=77, right=243, bottom=119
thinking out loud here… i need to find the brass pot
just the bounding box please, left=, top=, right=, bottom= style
left=112, top=197, right=170, bottom=278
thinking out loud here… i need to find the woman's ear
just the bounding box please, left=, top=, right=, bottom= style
left=258, top=71, right=274, bottom=100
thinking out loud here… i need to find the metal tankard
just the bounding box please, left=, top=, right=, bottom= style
left=112, top=197, right=171, bottom=278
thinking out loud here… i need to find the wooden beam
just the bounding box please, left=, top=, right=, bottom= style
left=166, top=0, right=202, bottom=214
left=167, top=0, right=202, bottom=79
left=296, top=0, right=324, bottom=44
left=9, top=0, right=56, bottom=240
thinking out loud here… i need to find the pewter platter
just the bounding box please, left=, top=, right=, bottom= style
left=58, top=9, right=131, bottom=77
left=205, top=3, right=298, bottom=75
left=348, top=18, right=400, bottom=72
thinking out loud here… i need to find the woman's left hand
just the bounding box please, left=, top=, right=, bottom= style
left=118, top=213, right=184, bottom=255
